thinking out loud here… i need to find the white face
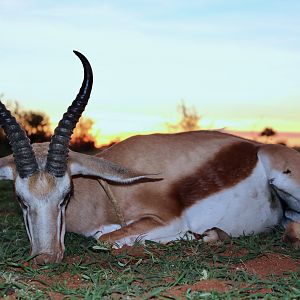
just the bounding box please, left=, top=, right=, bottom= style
left=14, top=172, right=71, bottom=264
left=0, top=143, right=156, bottom=265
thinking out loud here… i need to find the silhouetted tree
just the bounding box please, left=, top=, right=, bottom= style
left=15, top=109, right=52, bottom=143
left=1, top=96, right=98, bottom=156
left=1, top=100, right=52, bottom=156
left=70, top=117, right=97, bottom=152
left=1, top=101, right=52, bottom=143
left=259, top=127, right=278, bottom=145
left=167, top=100, right=201, bottom=132
left=0, top=126, right=10, bottom=157
left=260, top=127, right=277, bottom=137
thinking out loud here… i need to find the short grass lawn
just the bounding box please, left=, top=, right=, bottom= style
left=1, top=180, right=300, bottom=299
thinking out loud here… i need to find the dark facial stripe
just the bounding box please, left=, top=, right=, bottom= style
left=170, top=141, right=259, bottom=208
left=59, top=210, right=64, bottom=239
left=25, top=212, right=33, bottom=244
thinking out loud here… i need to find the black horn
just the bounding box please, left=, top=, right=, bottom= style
left=0, top=102, right=38, bottom=178
left=45, top=51, right=93, bottom=177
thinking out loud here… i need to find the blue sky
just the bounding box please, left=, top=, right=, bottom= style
left=1, top=0, right=300, bottom=142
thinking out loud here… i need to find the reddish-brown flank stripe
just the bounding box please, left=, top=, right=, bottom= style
left=171, top=141, right=259, bottom=208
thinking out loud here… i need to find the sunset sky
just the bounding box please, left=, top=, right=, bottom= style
left=0, top=0, right=300, bottom=144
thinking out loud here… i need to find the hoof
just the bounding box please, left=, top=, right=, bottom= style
left=282, top=221, right=300, bottom=248
left=202, top=227, right=230, bottom=244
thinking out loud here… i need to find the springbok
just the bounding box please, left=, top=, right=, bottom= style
left=1, top=51, right=300, bottom=265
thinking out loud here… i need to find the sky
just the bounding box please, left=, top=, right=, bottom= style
left=0, top=0, right=300, bottom=144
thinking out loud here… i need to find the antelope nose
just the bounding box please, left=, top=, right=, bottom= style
left=33, top=253, right=62, bottom=265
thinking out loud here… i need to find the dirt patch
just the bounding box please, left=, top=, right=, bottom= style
left=164, top=280, right=273, bottom=298
left=112, top=244, right=164, bottom=258
left=218, top=244, right=249, bottom=258
left=235, top=252, right=300, bottom=277
left=166, top=279, right=231, bottom=298
left=46, top=291, right=71, bottom=300
left=112, top=245, right=147, bottom=258
left=31, top=272, right=84, bottom=289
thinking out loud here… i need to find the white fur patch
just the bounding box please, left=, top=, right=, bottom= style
left=183, top=161, right=283, bottom=237
left=112, top=161, right=283, bottom=246
left=113, top=218, right=193, bottom=247
left=86, top=160, right=283, bottom=247
left=15, top=173, right=70, bottom=203
left=202, top=229, right=220, bottom=243
left=113, top=235, right=141, bottom=248
left=88, top=224, right=122, bottom=239
left=0, top=166, right=13, bottom=180
left=268, top=170, right=300, bottom=212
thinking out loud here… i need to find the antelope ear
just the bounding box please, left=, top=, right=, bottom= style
left=0, top=155, right=15, bottom=180
left=69, top=151, right=161, bottom=184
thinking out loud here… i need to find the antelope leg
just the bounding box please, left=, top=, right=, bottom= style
left=98, top=217, right=163, bottom=246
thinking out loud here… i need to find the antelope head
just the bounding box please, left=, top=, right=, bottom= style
left=0, top=51, right=155, bottom=264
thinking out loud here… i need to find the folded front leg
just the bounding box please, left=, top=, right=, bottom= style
left=98, top=217, right=163, bottom=247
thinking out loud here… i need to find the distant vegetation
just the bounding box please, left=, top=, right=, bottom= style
left=1, top=95, right=291, bottom=159
left=0, top=97, right=98, bottom=157
left=1, top=97, right=203, bottom=158
left=167, top=100, right=201, bottom=132
left=259, top=127, right=287, bottom=145
left=260, top=127, right=277, bottom=138
left=70, top=117, right=97, bottom=152
left=5, top=101, right=52, bottom=144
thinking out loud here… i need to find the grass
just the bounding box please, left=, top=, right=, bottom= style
left=1, top=180, right=300, bottom=299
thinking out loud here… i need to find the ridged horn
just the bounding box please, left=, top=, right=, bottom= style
left=45, top=51, right=93, bottom=177
left=0, top=101, right=38, bottom=178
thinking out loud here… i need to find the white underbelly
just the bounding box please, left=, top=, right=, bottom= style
left=183, top=161, right=283, bottom=237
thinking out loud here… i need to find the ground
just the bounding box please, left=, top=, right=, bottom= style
left=1, top=180, right=300, bottom=299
